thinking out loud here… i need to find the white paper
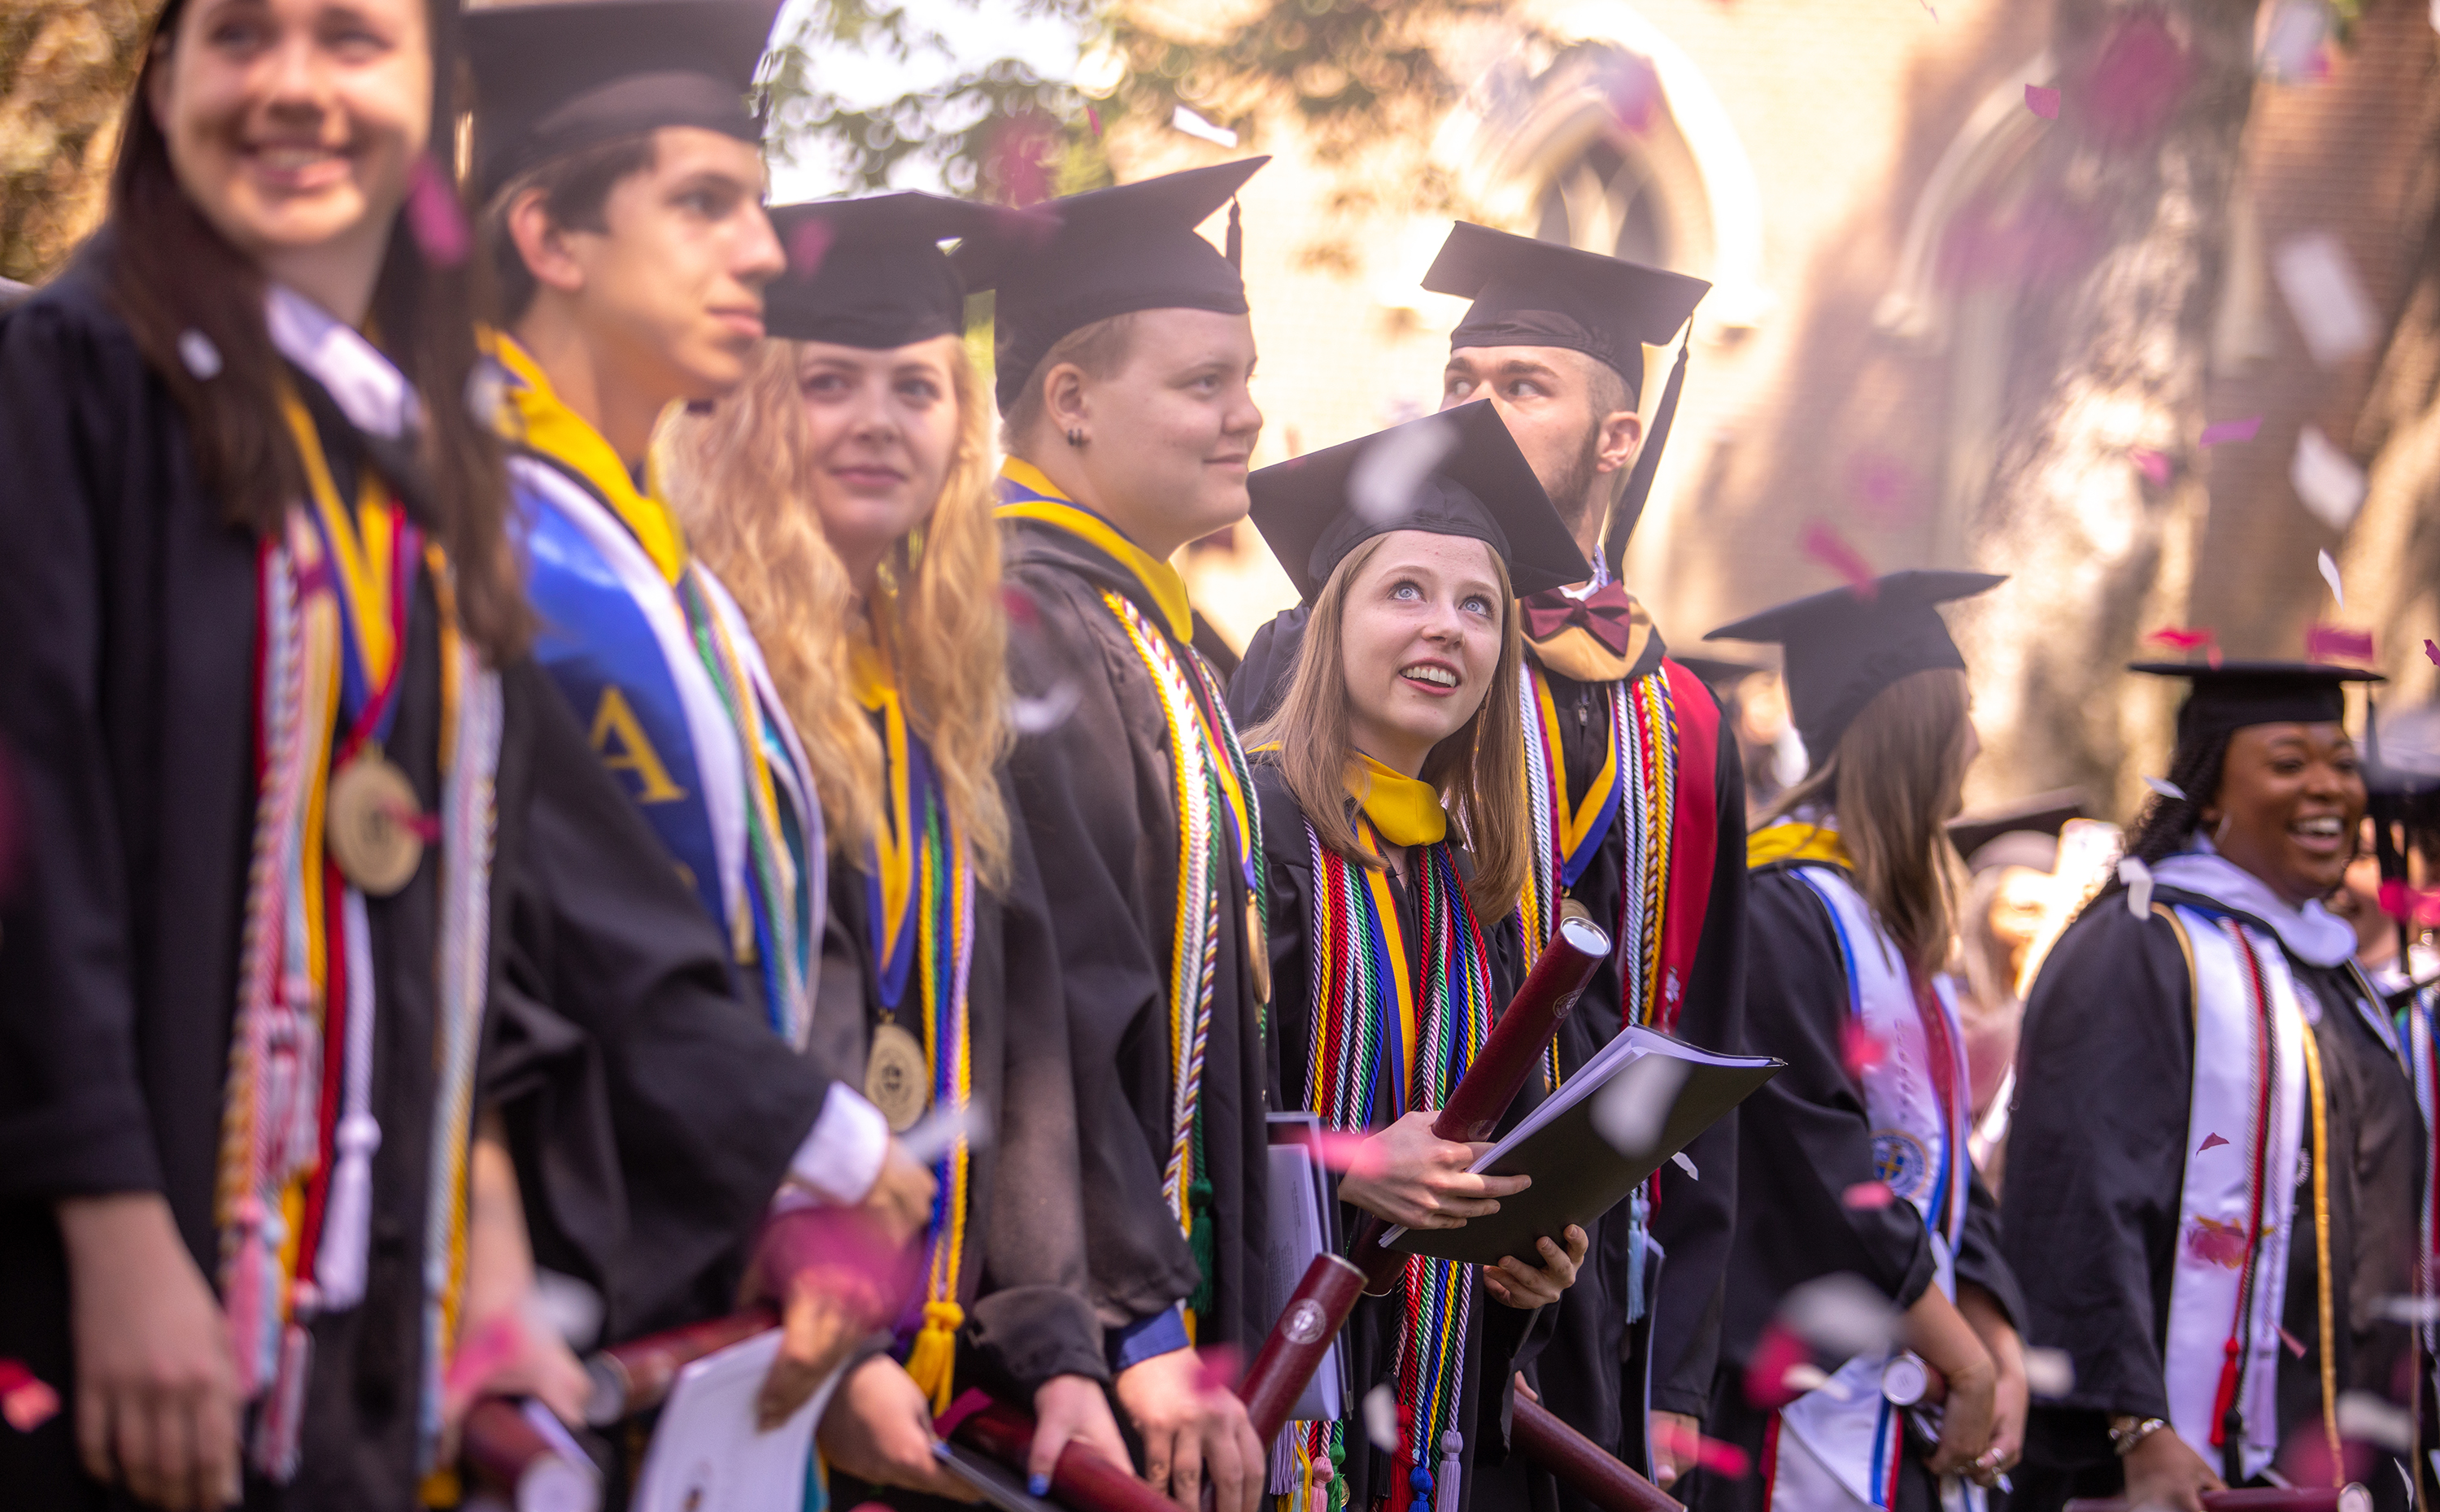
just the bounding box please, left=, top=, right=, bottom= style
left=2273, top=232, right=2377, bottom=367
left=630, top=1330, right=838, bottom=1512
left=1170, top=105, right=1239, bottom=148
left=2291, top=425, right=2368, bottom=530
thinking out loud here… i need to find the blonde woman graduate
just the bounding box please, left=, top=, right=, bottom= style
left=663, top=190, right=1130, bottom=1504
left=1240, top=402, right=1596, bottom=1512
left=1697, top=573, right=2026, bottom=1512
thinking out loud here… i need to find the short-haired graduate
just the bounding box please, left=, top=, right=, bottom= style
left=661, top=191, right=1130, bottom=1501
left=467, top=0, right=937, bottom=1432
left=950, top=162, right=1275, bottom=1512
left=2002, top=661, right=2422, bottom=1512
left=1240, top=401, right=1595, bottom=1512
left=1700, top=573, right=2028, bottom=1512
left=1228, top=223, right=1748, bottom=1505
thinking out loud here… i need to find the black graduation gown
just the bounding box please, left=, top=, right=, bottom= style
left=1231, top=608, right=1751, bottom=1500
left=2001, top=887, right=2425, bottom=1510
left=815, top=768, right=1105, bottom=1398
left=1693, top=863, right=2017, bottom=1512
left=1253, top=762, right=1546, bottom=1512
left=0, top=255, right=839, bottom=1508
left=1000, top=512, right=1272, bottom=1360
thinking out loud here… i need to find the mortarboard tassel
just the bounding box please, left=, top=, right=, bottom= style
left=1227, top=197, right=1243, bottom=269
left=1600, top=335, right=1690, bottom=574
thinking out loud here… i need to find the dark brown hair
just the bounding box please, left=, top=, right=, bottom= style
left=1762, top=667, right=1972, bottom=975
left=476, top=133, right=660, bottom=326
left=106, top=0, right=529, bottom=663
left=1246, top=534, right=1530, bottom=926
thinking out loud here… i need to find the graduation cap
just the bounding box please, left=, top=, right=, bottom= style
left=1705, top=569, right=2003, bottom=769
left=765, top=193, right=1026, bottom=348
left=1422, top=222, right=1710, bottom=569
left=1669, top=653, right=1765, bottom=699
left=2128, top=660, right=2384, bottom=747
left=465, top=0, right=781, bottom=202
left=952, top=159, right=1267, bottom=413
left=1247, top=400, right=1588, bottom=603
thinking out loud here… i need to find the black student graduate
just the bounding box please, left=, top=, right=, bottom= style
left=661, top=191, right=1125, bottom=1498
left=1229, top=224, right=1748, bottom=1501
left=1241, top=403, right=1593, bottom=1512
left=0, top=0, right=867, bottom=1501
left=951, top=163, right=1274, bottom=1511
left=1697, top=573, right=2026, bottom=1512
left=2003, top=662, right=2424, bottom=1512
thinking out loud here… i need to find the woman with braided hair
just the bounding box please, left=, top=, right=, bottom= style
left=2003, top=661, right=2423, bottom=1512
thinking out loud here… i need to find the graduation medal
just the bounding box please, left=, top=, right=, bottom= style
left=326, top=747, right=423, bottom=895
left=865, top=1021, right=930, bottom=1132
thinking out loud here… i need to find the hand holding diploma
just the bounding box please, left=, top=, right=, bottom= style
left=1334, top=1109, right=1529, bottom=1230
left=750, top=1139, right=935, bottom=1429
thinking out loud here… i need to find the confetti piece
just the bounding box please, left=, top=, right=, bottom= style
left=1350, top=413, right=1461, bottom=526
left=1780, top=1274, right=1898, bottom=1357
left=1170, top=104, right=1239, bottom=149
left=2294, top=426, right=2368, bottom=529
left=1592, top=1053, right=1689, bottom=1157
left=0, top=1362, right=26, bottom=1395
left=2200, top=416, right=2261, bottom=446
left=2119, top=856, right=2154, bottom=918
left=2317, top=548, right=2345, bottom=608
left=1, top=1374, right=58, bottom=1433
left=2187, top=1216, right=2250, bottom=1270
left=1672, top=1151, right=1699, bottom=1180
left=2276, top=1323, right=2310, bottom=1359
left=1010, top=681, right=1081, bottom=734
left=1741, top=1325, right=1814, bottom=1410
left=2198, top=1131, right=2229, bottom=1153
left=1597, top=51, right=1662, bottom=134
left=2024, top=84, right=2059, bottom=120
left=1801, top=519, right=1878, bottom=598
left=403, top=153, right=469, bottom=268
left=2427, top=638, right=2439, bottom=666
left=2377, top=880, right=2440, bottom=926
left=2273, top=232, right=2377, bottom=367
left=1649, top=1417, right=1752, bottom=1479
left=2129, top=447, right=2172, bottom=486
left=787, top=217, right=834, bottom=280
left=529, top=1269, right=603, bottom=1351
left=442, top=1312, right=526, bottom=1410
left=1781, top=1362, right=1835, bottom=1397
left=2023, top=1348, right=2076, bottom=1398
left=2144, top=776, right=2186, bottom=800
left=1086, top=105, right=1101, bottom=137
left=1842, top=1181, right=1895, bottom=1210
left=2149, top=625, right=2216, bottom=651
left=1841, top=1021, right=1889, bottom=1078
left=178, top=329, right=221, bottom=381
left=2337, top=1392, right=2415, bottom=1450
left=2307, top=625, right=2373, bottom=664
left=2374, top=1294, right=2440, bottom=1324
left=1192, top=1344, right=1243, bottom=1394
left=1362, top=1383, right=1400, bottom=1450
left=1309, top=1129, right=1378, bottom=1173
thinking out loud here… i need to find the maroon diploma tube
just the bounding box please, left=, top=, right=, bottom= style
left=461, top=1398, right=602, bottom=1512
left=1436, top=914, right=1609, bottom=1142
left=2065, top=1490, right=2369, bottom=1512
left=579, top=1305, right=782, bottom=1425
left=1510, top=1396, right=1682, bottom=1512
left=1241, top=1253, right=1368, bottom=1445
left=952, top=1400, right=1183, bottom=1512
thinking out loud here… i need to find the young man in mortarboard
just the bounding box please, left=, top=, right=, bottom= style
left=949, top=161, right=1276, bottom=1512
left=465, top=0, right=935, bottom=1437
left=1230, top=223, right=1749, bottom=1505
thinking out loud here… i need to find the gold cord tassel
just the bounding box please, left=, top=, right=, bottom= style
left=2298, top=1020, right=2341, bottom=1484
left=904, top=1300, right=966, bottom=1414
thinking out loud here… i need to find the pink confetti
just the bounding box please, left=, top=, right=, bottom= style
left=1310, top=1129, right=1379, bottom=1174
left=2277, top=1323, right=2307, bottom=1359
left=0, top=1362, right=26, bottom=1395
left=1192, top=1344, right=1243, bottom=1394
left=1740, top=1325, right=1815, bottom=1410
left=1841, top=1021, right=1888, bottom=1078
left=2187, top=1217, right=2250, bottom=1270
left=1649, top=1415, right=1752, bottom=1479
left=1801, top=519, right=1877, bottom=599
left=1598, top=51, right=1662, bottom=134
left=1086, top=105, right=1102, bottom=137
left=2148, top=625, right=2216, bottom=652
left=2426, top=638, right=2439, bottom=666
left=2129, top=447, right=2172, bottom=486
left=787, top=218, right=834, bottom=281
left=1, top=1377, right=57, bottom=1433
left=2024, top=84, right=2059, bottom=120
left=2197, top=1132, right=2229, bottom=1153
left=2083, top=11, right=2189, bottom=149
left=1846, top=451, right=1919, bottom=528
left=2377, top=881, right=2440, bottom=927
left=1842, top=1181, right=1895, bottom=1210
left=441, top=1312, right=525, bottom=1416
left=403, top=154, right=469, bottom=268
left=2307, top=625, right=2374, bottom=664
left=2199, top=416, right=2262, bottom=446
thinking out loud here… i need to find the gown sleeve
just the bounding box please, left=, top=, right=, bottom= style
left=1736, top=870, right=1937, bottom=1314
left=1953, top=1166, right=2024, bottom=1330
left=485, top=660, right=834, bottom=1338
left=2002, top=899, right=2197, bottom=1442
left=0, top=292, right=165, bottom=1200
left=1646, top=722, right=1749, bottom=1417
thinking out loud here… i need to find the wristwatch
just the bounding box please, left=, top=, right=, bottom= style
left=2108, top=1414, right=2169, bottom=1457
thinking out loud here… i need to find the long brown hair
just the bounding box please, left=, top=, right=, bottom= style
left=1247, top=534, right=1530, bottom=925
left=105, top=0, right=527, bottom=662
left=1763, top=667, right=1972, bottom=975
left=661, top=338, right=1013, bottom=886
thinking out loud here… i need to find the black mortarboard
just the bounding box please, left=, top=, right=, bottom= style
left=466, top=0, right=780, bottom=202
left=952, top=159, right=1267, bottom=412
left=1705, top=569, right=2003, bottom=769
left=2128, top=660, right=2383, bottom=747
left=1247, top=400, right=1588, bottom=603
left=1669, top=654, right=1765, bottom=698
left=765, top=193, right=1026, bottom=348
left=1424, top=222, right=1709, bottom=397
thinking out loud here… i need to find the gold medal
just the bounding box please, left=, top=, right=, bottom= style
left=1245, top=896, right=1271, bottom=1004
left=864, top=1022, right=930, bottom=1132
left=325, top=749, right=424, bottom=896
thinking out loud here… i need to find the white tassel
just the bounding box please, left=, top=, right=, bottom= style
left=2119, top=856, right=2155, bottom=919
left=316, top=891, right=382, bottom=1310
left=1268, top=1424, right=1297, bottom=1496
left=1433, top=1430, right=1462, bottom=1512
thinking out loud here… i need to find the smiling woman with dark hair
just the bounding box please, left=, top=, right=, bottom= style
left=2004, top=661, right=2425, bottom=1512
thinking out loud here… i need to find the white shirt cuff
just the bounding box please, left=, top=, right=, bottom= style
left=778, top=1083, right=890, bottom=1209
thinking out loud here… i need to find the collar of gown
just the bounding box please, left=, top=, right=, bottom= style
left=2153, top=837, right=2357, bottom=967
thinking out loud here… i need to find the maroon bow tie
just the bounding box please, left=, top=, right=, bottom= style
left=1520, top=580, right=1636, bottom=655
